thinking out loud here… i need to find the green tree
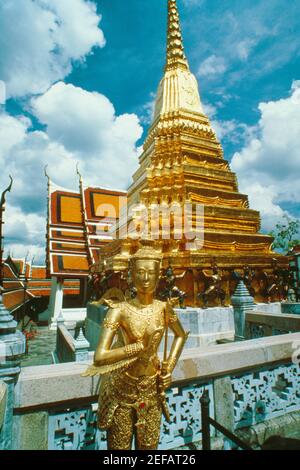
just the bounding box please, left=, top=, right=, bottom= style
left=269, top=215, right=300, bottom=253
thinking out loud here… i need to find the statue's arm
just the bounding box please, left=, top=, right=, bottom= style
left=94, top=307, right=143, bottom=367
left=166, top=307, right=189, bottom=373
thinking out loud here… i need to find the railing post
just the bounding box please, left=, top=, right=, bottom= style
left=74, top=328, right=90, bottom=362
left=231, top=281, right=255, bottom=341
left=200, top=388, right=211, bottom=450
left=0, top=381, right=7, bottom=432
left=0, top=289, right=26, bottom=450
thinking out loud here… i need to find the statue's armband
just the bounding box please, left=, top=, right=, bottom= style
left=102, top=304, right=121, bottom=332
left=103, top=316, right=120, bottom=332
left=166, top=302, right=178, bottom=325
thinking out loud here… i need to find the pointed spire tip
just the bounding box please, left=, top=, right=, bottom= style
left=166, top=0, right=189, bottom=71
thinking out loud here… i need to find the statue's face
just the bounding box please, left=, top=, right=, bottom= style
left=132, top=259, right=160, bottom=295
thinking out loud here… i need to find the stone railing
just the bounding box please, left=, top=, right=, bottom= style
left=85, top=303, right=107, bottom=352
left=0, top=382, right=7, bottom=431
left=86, top=302, right=236, bottom=352
left=281, top=302, right=300, bottom=315
left=54, top=319, right=90, bottom=364
left=246, top=311, right=300, bottom=339
left=11, top=332, right=300, bottom=450
left=55, top=325, right=76, bottom=363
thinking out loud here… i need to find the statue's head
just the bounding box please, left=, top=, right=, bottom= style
left=166, top=265, right=174, bottom=278
left=130, top=244, right=162, bottom=296
left=212, top=266, right=218, bottom=275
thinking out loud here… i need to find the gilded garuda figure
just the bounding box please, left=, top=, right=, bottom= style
left=243, top=265, right=256, bottom=297
left=262, top=259, right=282, bottom=302
left=159, top=265, right=187, bottom=308
left=198, top=260, right=226, bottom=308
left=87, top=261, right=113, bottom=302
left=83, top=243, right=188, bottom=450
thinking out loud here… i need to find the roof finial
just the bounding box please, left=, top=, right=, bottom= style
left=166, top=0, right=189, bottom=71
left=0, top=175, right=13, bottom=209
left=76, top=162, right=83, bottom=186
left=44, top=165, right=51, bottom=191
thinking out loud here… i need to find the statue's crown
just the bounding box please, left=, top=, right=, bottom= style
left=131, top=240, right=162, bottom=263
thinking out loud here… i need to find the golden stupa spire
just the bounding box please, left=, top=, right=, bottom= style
left=152, top=0, right=204, bottom=121
left=166, top=0, right=189, bottom=71
left=107, top=0, right=284, bottom=308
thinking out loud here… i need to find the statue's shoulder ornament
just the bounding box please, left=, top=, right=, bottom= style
left=165, top=299, right=179, bottom=324
left=103, top=298, right=122, bottom=309
left=102, top=299, right=125, bottom=331
left=154, top=299, right=167, bottom=310
left=100, top=288, right=125, bottom=309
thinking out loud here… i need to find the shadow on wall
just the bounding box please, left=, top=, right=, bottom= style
left=261, top=435, right=300, bottom=450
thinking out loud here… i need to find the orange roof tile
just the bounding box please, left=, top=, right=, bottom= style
left=31, top=267, right=47, bottom=279
left=47, top=185, right=127, bottom=277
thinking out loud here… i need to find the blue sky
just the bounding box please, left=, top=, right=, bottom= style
left=68, top=0, right=300, bottom=147
left=0, top=0, right=299, bottom=262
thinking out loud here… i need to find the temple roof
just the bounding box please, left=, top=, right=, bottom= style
left=2, top=257, right=80, bottom=312
left=47, top=179, right=126, bottom=277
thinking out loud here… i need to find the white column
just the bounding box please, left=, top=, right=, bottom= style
left=49, top=277, right=64, bottom=330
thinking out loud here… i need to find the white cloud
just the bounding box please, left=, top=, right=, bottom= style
left=203, top=102, right=240, bottom=141
left=31, top=82, right=143, bottom=188
left=0, top=0, right=145, bottom=263
left=213, top=119, right=257, bottom=145
left=4, top=204, right=45, bottom=256
left=236, top=39, right=256, bottom=61
left=189, top=2, right=300, bottom=88
left=231, top=82, right=300, bottom=231
left=212, top=119, right=238, bottom=141
left=0, top=0, right=105, bottom=98
left=0, top=83, right=143, bottom=262
left=198, top=55, right=227, bottom=78
left=202, top=102, right=256, bottom=145
left=0, top=0, right=144, bottom=263
left=0, top=113, right=30, bottom=157
left=202, top=102, right=217, bottom=119
left=0, top=81, right=6, bottom=105
left=32, top=82, right=116, bottom=153
left=0, top=115, right=77, bottom=261
left=0, top=112, right=77, bottom=213
left=140, top=93, right=156, bottom=125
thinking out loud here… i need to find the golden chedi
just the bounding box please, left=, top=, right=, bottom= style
left=98, top=0, right=288, bottom=305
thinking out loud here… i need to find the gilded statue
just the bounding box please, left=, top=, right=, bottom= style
left=262, top=259, right=282, bottom=302
left=83, top=244, right=188, bottom=450
left=280, top=269, right=294, bottom=301
left=243, top=265, right=256, bottom=297
left=198, top=260, right=226, bottom=308
left=159, top=265, right=187, bottom=308
left=88, top=261, right=113, bottom=301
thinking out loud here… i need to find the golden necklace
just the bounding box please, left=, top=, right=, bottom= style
left=125, top=299, right=164, bottom=339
